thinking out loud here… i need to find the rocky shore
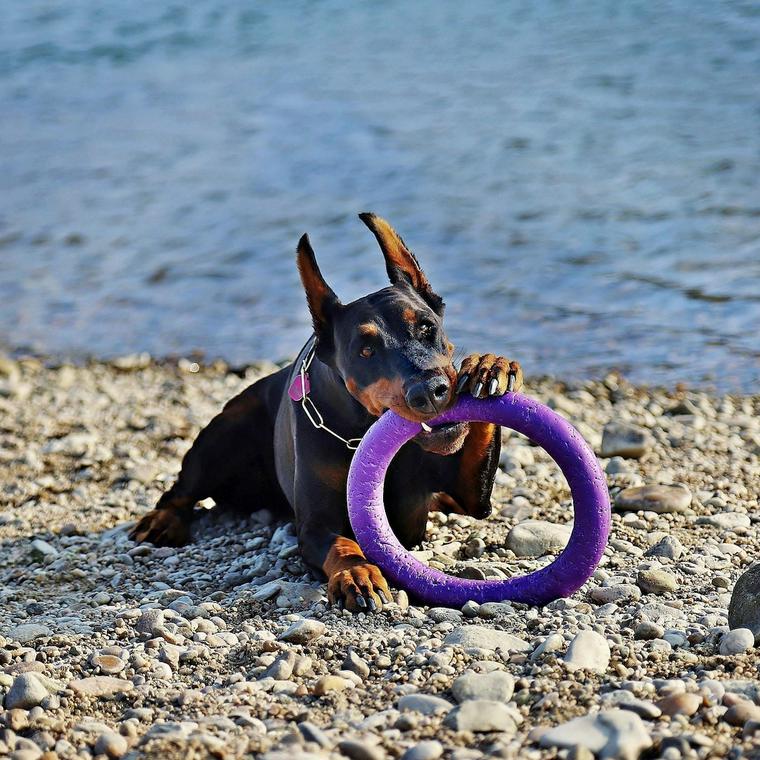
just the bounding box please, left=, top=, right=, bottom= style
left=0, top=355, right=758, bottom=760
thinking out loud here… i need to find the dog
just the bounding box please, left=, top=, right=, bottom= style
left=130, top=213, right=523, bottom=611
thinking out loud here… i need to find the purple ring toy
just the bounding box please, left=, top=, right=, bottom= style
left=347, top=393, right=611, bottom=607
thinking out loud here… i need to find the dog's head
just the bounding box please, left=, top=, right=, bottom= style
left=297, top=213, right=467, bottom=454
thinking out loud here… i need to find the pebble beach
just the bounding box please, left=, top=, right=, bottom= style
left=1, top=354, right=759, bottom=760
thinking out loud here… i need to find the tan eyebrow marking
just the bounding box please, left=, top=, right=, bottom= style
left=402, top=308, right=417, bottom=325
left=358, top=323, right=379, bottom=337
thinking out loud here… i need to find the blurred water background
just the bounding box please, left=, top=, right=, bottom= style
left=1, top=1, right=759, bottom=389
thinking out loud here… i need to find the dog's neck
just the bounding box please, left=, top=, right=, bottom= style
left=304, top=348, right=377, bottom=439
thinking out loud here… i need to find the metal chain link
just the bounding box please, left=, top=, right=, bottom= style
left=297, top=341, right=362, bottom=451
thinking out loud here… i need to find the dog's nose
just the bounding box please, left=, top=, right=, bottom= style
left=405, top=374, right=451, bottom=415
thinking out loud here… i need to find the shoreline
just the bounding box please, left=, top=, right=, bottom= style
left=0, top=356, right=759, bottom=758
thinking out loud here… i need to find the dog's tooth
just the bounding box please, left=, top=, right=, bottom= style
left=473, top=381, right=484, bottom=398
left=488, top=378, right=499, bottom=396
left=421, top=422, right=433, bottom=433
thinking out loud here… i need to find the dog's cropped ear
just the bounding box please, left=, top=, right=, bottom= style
left=359, top=212, right=444, bottom=314
left=297, top=234, right=341, bottom=350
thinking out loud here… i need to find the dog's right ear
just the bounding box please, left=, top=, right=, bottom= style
left=297, top=234, right=341, bottom=352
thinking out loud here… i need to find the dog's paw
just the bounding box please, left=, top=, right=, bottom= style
left=130, top=509, right=191, bottom=547
left=456, top=353, right=523, bottom=398
left=327, top=562, right=392, bottom=613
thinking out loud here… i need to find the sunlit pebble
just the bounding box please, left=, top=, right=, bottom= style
left=179, top=359, right=200, bottom=373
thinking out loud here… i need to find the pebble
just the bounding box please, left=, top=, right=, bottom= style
left=397, top=694, right=453, bottom=715
left=443, top=700, right=518, bottom=733
left=401, top=740, right=443, bottom=760
left=6, top=623, right=51, bottom=643
left=451, top=671, right=515, bottom=702
left=724, top=701, right=760, bottom=727
left=728, top=563, right=760, bottom=643
left=634, top=621, right=665, bottom=640
left=91, top=654, right=125, bottom=675
left=540, top=710, right=652, bottom=760
left=312, top=675, right=350, bottom=696
left=505, top=520, right=571, bottom=557
left=94, top=731, right=128, bottom=758
left=637, top=569, right=677, bottom=595
left=4, top=673, right=49, bottom=709
left=563, top=630, right=610, bottom=674
left=600, top=422, right=653, bottom=459
left=342, top=650, right=370, bottom=678
left=644, top=535, right=684, bottom=560
left=590, top=584, right=641, bottom=604
left=719, top=627, right=755, bottom=655
left=615, top=485, right=692, bottom=514
left=696, top=512, right=751, bottom=530
left=299, top=721, right=332, bottom=748
left=135, top=609, right=165, bottom=637
left=30, top=539, right=58, bottom=559
left=69, top=676, right=134, bottom=697
left=279, top=618, right=326, bottom=644
left=443, top=625, right=530, bottom=653
left=338, top=739, right=386, bottom=760
left=656, top=692, right=701, bottom=717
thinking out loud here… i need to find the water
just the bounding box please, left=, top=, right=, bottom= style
left=2, top=1, right=759, bottom=390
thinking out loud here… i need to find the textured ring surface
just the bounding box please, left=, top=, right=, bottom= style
left=347, top=394, right=611, bottom=607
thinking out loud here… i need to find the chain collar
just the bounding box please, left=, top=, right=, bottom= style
left=291, top=339, right=363, bottom=451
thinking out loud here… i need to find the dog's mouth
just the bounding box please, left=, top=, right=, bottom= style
left=412, top=420, right=468, bottom=454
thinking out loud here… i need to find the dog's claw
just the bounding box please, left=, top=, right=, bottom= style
left=456, top=374, right=469, bottom=394
left=356, top=595, right=367, bottom=609
left=336, top=599, right=344, bottom=610
left=488, top=378, right=499, bottom=396
left=507, top=373, right=516, bottom=393
left=379, top=590, right=392, bottom=604
left=473, top=381, right=484, bottom=398
left=367, top=597, right=378, bottom=612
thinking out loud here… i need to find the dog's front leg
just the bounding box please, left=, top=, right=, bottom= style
left=295, top=484, right=391, bottom=613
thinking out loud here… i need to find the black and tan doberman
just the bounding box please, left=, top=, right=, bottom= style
left=131, top=213, right=523, bottom=611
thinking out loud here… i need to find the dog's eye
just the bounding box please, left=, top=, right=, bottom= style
left=359, top=346, right=374, bottom=359
left=418, top=321, right=435, bottom=339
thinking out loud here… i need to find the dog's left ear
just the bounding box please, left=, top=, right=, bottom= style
left=359, top=212, right=444, bottom=315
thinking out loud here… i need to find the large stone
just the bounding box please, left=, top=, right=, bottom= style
left=564, top=630, right=610, bottom=674
left=505, top=520, right=572, bottom=557
left=278, top=618, right=326, bottom=644
left=615, top=485, right=691, bottom=514
left=443, top=700, right=518, bottom=733
left=729, top=564, right=760, bottom=643
left=4, top=673, right=49, bottom=709
left=69, top=677, right=134, bottom=697
left=600, top=423, right=653, bottom=459
left=540, top=710, right=652, bottom=760
left=451, top=671, right=515, bottom=703
left=398, top=694, right=453, bottom=715
left=444, top=625, right=530, bottom=653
